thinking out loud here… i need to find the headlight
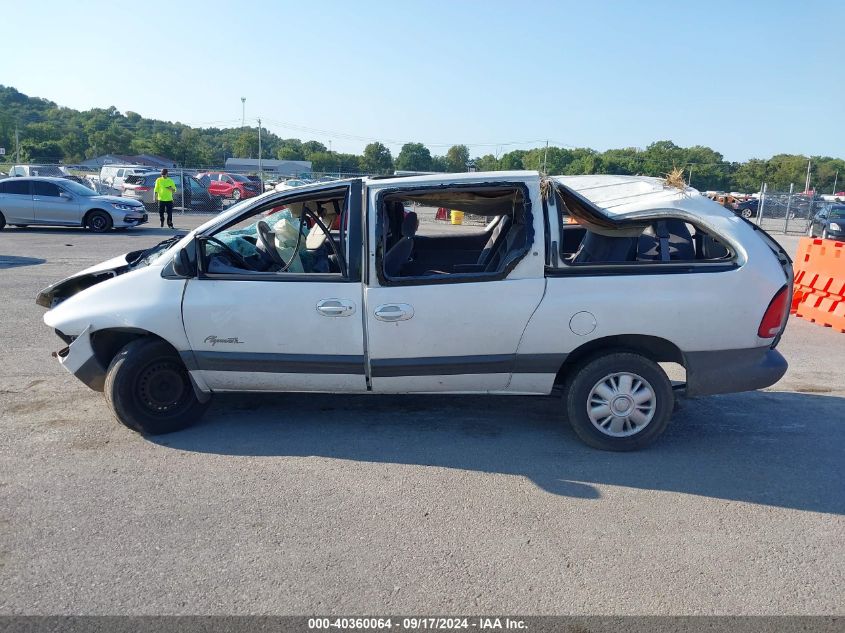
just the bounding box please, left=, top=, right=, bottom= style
left=830, top=223, right=841, bottom=231
left=112, top=202, right=138, bottom=211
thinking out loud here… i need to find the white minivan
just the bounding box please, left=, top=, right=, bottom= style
left=37, top=172, right=792, bottom=450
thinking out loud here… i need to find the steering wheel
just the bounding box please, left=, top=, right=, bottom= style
left=204, top=236, right=259, bottom=271
left=256, top=220, right=286, bottom=268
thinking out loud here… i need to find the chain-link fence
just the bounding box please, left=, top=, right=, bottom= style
left=708, top=185, right=841, bottom=235
left=0, top=162, right=379, bottom=214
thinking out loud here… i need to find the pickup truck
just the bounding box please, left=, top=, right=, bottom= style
left=36, top=171, right=792, bottom=450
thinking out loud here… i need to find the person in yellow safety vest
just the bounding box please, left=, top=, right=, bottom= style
left=154, top=168, right=177, bottom=229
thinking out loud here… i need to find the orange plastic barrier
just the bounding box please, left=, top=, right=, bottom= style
left=791, top=238, right=845, bottom=332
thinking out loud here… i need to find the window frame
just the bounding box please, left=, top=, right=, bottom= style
left=33, top=181, right=61, bottom=197
left=0, top=179, right=32, bottom=195
left=371, top=181, right=535, bottom=288
left=194, top=182, right=362, bottom=284
left=548, top=186, right=739, bottom=276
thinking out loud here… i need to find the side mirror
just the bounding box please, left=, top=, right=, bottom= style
left=172, top=247, right=195, bottom=277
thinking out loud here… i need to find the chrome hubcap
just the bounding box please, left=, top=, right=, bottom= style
left=587, top=372, right=656, bottom=437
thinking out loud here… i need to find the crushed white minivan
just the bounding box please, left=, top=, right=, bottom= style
left=37, top=172, right=792, bottom=450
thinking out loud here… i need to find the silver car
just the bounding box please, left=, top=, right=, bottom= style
left=0, top=177, right=148, bottom=232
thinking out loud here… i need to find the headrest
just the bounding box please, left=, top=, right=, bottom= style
left=402, top=211, right=419, bottom=237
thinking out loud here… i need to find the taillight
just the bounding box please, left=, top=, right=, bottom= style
left=758, top=286, right=789, bottom=338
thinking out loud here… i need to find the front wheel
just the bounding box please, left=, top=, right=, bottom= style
left=105, top=338, right=210, bottom=434
left=741, top=208, right=753, bottom=218
left=564, top=352, right=674, bottom=451
left=86, top=210, right=113, bottom=233
left=231, top=188, right=242, bottom=201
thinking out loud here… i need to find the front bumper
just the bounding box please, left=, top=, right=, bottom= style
left=683, top=347, right=787, bottom=397
left=53, top=325, right=106, bottom=391
left=120, top=213, right=148, bottom=227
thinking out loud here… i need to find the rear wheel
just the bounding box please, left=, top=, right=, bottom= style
left=741, top=208, right=753, bottom=218
left=231, top=188, right=242, bottom=201
left=564, top=352, right=674, bottom=451
left=105, top=338, right=210, bottom=435
left=86, top=210, right=113, bottom=233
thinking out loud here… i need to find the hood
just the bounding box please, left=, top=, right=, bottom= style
left=35, top=236, right=183, bottom=308
left=92, top=195, right=144, bottom=207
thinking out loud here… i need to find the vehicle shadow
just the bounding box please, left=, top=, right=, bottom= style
left=153, top=390, right=845, bottom=515
left=0, top=255, right=46, bottom=268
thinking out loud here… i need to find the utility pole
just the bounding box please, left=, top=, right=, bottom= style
left=15, top=126, right=20, bottom=163
left=241, top=97, right=246, bottom=128
left=804, top=159, right=812, bottom=194
left=257, top=117, right=263, bottom=185
left=832, top=170, right=839, bottom=195
left=542, top=140, right=549, bottom=175
left=688, top=165, right=694, bottom=187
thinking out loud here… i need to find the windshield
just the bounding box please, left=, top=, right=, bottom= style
left=61, top=179, right=98, bottom=196
left=127, top=236, right=183, bottom=268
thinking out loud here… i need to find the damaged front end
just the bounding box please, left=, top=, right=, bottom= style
left=36, top=236, right=182, bottom=308
left=51, top=325, right=107, bottom=391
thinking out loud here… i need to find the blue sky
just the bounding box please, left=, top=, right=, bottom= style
left=1, top=0, right=842, bottom=161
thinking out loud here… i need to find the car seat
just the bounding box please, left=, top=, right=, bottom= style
left=383, top=211, right=418, bottom=277
left=571, top=232, right=638, bottom=263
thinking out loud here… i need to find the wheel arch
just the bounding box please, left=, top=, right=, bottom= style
left=554, top=334, right=684, bottom=387
left=83, top=207, right=111, bottom=226
left=90, top=328, right=179, bottom=373
left=90, top=327, right=209, bottom=402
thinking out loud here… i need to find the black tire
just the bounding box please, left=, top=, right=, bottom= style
left=231, top=188, right=241, bottom=201
left=104, top=338, right=210, bottom=435
left=0, top=211, right=5, bottom=231
left=741, top=209, right=753, bottom=219
left=86, top=210, right=113, bottom=233
left=564, top=352, right=674, bottom=451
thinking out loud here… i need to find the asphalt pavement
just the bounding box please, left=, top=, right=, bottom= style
left=0, top=218, right=843, bottom=615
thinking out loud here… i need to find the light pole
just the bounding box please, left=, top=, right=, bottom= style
left=257, top=117, right=263, bottom=185
left=241, top=97, right=246, bottom=128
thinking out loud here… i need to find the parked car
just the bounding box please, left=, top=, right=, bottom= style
left=274, top=178, right=309, bottom=191
left=8, top=164, right=68, bottom=178
left=245, top=175, right=264, bottom=193
left=36, top=172, right=791, bottom=451
left=121, top=172, right=222, bottom=213
left=197, top=172, right=262, bottom=200
left=0, top=176, right=147, bottom=232
left=734, top=198, right=758, bottom=218
left=99, top=165, right=151, bottom=193
left=808, top=204, right=845, bottom=240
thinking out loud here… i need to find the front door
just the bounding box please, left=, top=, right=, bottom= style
left=181, top=180, right=367, bottom=392
left=363, top=179, right=546, bottom=393
left=34, top=180, right=80, bottom=225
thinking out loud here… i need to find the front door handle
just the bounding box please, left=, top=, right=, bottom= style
left=316, top=298, right=355, bottom=317
left=374, top=303, right=414, bottom=322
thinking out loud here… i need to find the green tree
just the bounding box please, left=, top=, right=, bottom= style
left=302, top=141, right=327, bottom=158
left=474, top=154, right=499, bottom=171
left=395, top=142, right=432, bottom=171
left=499, top=150, right=527, bottom=170
left=445, top=144, right=470, bottom=172
left=360, top=142, right=393, bottom=174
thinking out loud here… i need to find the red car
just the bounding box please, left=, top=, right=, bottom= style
left=198, top=172, right=262, bottom=201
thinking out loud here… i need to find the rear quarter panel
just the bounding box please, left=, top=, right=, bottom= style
left=514, top=217, right=787, bottom=393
